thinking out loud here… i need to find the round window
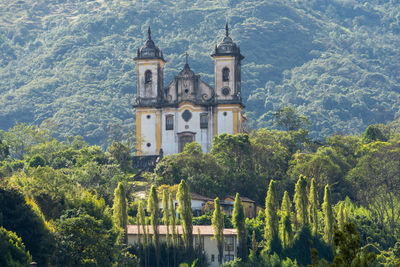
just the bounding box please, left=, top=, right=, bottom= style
left=222, top=87, right=230, bottom=96
left=182, top=110, right=192, bottom=122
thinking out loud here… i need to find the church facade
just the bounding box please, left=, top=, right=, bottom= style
left=134, top=25, right=245, bottom=156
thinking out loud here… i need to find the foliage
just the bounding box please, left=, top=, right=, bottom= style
left=232, top=193, right=247, bottom=261
left=28, top=154, right=46, bottom=168
left=54, top=209, right=117, bottom=266
left=264, top=180, right=280, bottom=252
left=112, top=182, right=128, bottom=245
left=323, top=185, right=334, bottom=246
left=0, top=227, right=31, bottom=267
left=147, top=185, right=160, bottom=266
left=212, top=197, right=224, bottom=265
left=309, top=178, right=319, bottom=236
left=177, top=179, right=193, bottom=250
left=294, top=175, right=308, bottom=227
left=0, top=186, right=54, bottom=265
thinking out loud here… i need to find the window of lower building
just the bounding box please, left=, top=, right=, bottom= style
left=211, top=255, right=215, bottom=262
left=166, top=115, right=174, bottom=130
left=224, top=255, right=234, bottom=262
left=225, top=236, right=234, bottom=251
left=194, top=235, right=204, bottom=250
left=200, top=113, right=208, bottom=129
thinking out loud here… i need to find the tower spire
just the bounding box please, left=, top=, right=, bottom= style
left=225, top=22, right=229, bottom=37
left=185, top=52, right=188, bottom=65
left=148, top=26, right=151, bottom=40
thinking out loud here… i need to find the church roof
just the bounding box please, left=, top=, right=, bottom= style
left=212, top=23, right=244, bottom=60
left=135, top=27, right=165, bottom=61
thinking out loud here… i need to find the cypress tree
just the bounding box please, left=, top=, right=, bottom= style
left=112, top=182, right=128, bottom=245
left=337, top=202, right=345, bottom=231
left=177, top=180, right=193, bottom=250
left=232, top=193, right=247, bottom=261
left=148, top=185, right=160, bottom=267
left=169, top=193, right=177, bottom=247
left=323, top=184, right=334, bottom=246
left=169, top=193, right=177, bottom=267
left=162, top=190, right=170, bottom=247
left=294, top=175, right=308, bottom=227
left=137, top=201, right=148, bottom=266
left=264, top=180, right=280, bottom=244
left=280, top=191, right=293, bottom=247
left=309, top=178, right=319, bottom=236
left=212, top=197, right=224, bottom=265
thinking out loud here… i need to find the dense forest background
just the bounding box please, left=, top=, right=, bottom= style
left=1, top=0, right=400, bottom=146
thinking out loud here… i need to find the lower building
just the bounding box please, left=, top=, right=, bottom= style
left=127, top=225, right=237, bottom=267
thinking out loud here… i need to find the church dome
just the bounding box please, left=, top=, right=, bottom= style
left=212, top=23, right=244, bottom=60
left=135, top=27, right=164, bottom=60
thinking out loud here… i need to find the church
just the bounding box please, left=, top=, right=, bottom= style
left=134, top=24, right=245, bottom=156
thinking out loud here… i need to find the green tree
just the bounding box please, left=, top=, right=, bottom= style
left=0, top=227, right=31, bottom=267
left=107, top=141, right=132, bottom=172
left=148, top=185, right=160, bottom=267
left=28, top=154, right=46, bottom=168
left=363, top=124, right=388, bottom=143
left=0, top=186, right=54, bottom=266
left=54, top=210, right=116, bottom=267
left=323, top=185, right=334, bottom=246
left=232, top=193, right=247, bottom=261
left=177, top=180, right=193, bottom=250
left=212, top=197, right=224, bottom=265
left=337, top=202, right=345, bottom=231
left=137, top=201, right=146, bottom=245
left=0, top=137, right=9, bottom=161
left=281, top=191, right=293, bottom=247
left=264, top=180, right=280, bottom=246
left=331, top=223, right=376, bottom=266
left=294, top=175, right=308, bottom=227
left=3, top=123, right=52, bottom=160
left=309, top=178, right=319, bottom=236
left=169, top=193, right=177, bottom=247
left=162, top=190, right=170, bottom=246
left=112, top=182, right=128, bottom=245
left=273, top=106, right=310, bottom=132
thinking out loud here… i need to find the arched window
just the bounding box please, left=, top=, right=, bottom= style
left=222, top=67, right=230, bottom=82
left=145, top=70, right=152, bottom=83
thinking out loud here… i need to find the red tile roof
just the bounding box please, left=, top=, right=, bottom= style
left=127, top=225, right=236, bottom=236
left=190, top=192, right=214, bottom=202
left=225, top=196, right=255, bottom=203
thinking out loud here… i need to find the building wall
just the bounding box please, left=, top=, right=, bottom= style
left=127, top=233, right=237, bottom=267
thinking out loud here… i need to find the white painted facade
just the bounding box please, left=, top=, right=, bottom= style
left=134, top=25, right=245, bottom=156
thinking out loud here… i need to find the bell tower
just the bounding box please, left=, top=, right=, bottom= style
left=135, top=27, right=165, bottom=105
left=134, top=27, right=165, bottom=155
left=211, top=23, right=245, bottom=136
left=212, top=23, right=244, bottom=102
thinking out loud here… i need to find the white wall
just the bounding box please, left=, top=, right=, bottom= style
left=140, top=112, right=157, bottom=155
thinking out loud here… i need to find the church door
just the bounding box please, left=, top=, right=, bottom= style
left=178, top=133, right=195, bottom=153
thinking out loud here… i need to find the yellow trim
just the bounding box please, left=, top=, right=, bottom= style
left=217, top=103, right=241, bottom=108
left=233, top=110, right=239, bottom=135
left=136, top=112, right=141, bottom=156
left=214, top=56, right=234, bottom=61
left=178, top=102, right=203, bottom=112
left=213, top=108, right=218, bottom=136
left=156, top=111, right=161, bottom=153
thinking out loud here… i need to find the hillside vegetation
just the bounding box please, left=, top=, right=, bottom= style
left=1, top=0, right=400, bottom=146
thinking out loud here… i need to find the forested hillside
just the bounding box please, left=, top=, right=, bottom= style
left=1, top=0, right=400, bottom=146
